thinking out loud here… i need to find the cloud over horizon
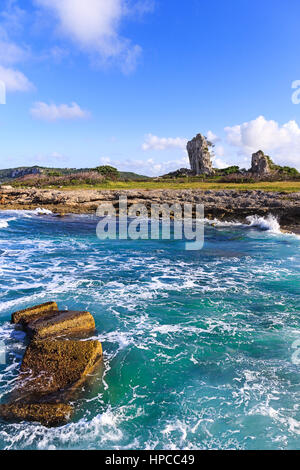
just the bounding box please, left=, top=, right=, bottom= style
left=30, top=101, right=91, bottom=121
left=225, top=116, right=300, bottom=169
left=142, top=134, right=188, bottom=151
left=99, top=155, right=190, bottom=177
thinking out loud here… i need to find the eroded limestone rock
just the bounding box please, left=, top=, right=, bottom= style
left=251, top=150, right=272, bottom=175
left=187, top=134, right=215, bottom=175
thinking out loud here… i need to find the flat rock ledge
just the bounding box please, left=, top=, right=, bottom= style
left=11, top=301, right=58, bottom=325
left=0, top=302, right=102, bottom=427
left=25, top=310, right=96, bottom=340
left=0, top=404, right=73, bottom=428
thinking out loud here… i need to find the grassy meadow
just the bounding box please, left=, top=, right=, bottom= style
left=51, top=180, right=300, bottom=193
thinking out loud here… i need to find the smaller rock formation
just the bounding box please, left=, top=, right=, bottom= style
left=187, top=134, right=215, bottom=175
left=11, top=301, right=58, bottom=324
left=251, top=150, right=272, bottom=175
left=162, top=168, right=195, bottom=179
left=0, top=404, right=73, bottom=428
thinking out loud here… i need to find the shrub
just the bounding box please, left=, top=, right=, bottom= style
left=12, top=171, right=106, bottom=188
left=95, top=166, right=120, bottom=180
left=215, top=166, right=240, bottom=176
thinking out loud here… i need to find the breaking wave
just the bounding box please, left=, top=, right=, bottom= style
left=246, top=214, right=281, bottom=233
left=0, top=218, right=16, bottom=229
left=203, top=214, right=283, bottom=234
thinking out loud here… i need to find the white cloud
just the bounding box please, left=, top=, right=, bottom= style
left=30, top=101, right=91, bottom=121
left=214, top=145, right=224, bottom=157
left=0, top=10, right=33, bottom=92
left=207, top=130, right=220, bottom=144
left=212, top=145, right=230, bottom=169
left=225, top=115, right=300, bottom=169
left=99, top=155, right=190, bottom=177
left=35, top=0, right=152, bottom=72
left=142, top=134, right=187, bottom=151
left=0, top=65, right=33, bottom=92
left=213, top=157, right=228, bottom=169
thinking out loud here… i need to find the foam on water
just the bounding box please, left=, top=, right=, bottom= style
left=0, top=218, right=16, bottom=229
left=203, top=214, right=282, bottom=233
left=246, top=214, right=281, bottom=233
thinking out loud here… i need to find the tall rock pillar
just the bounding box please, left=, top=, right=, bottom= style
left=187, top=134, right=215, bottom=175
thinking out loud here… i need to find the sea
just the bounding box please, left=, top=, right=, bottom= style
left=0, top=209, right=299, bottom=450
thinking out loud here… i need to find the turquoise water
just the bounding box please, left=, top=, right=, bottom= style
left=0, top=210, right=299, bottom=450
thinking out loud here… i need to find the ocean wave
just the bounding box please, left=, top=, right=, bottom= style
left=0, top=405, right=142, bottom=450
left=0, top=208, right=53, bottom=230
left=32, top=208, right=53, bottom=215
left=203, top=214, right=293, bottom=236
left=246, top=215, right=281, bottom=233
left=0, top=218, right=16, bottom=229
left=0, top=208, right=53, bottom=219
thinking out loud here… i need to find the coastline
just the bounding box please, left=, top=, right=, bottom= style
left=1, top=186, right=300, bottom=233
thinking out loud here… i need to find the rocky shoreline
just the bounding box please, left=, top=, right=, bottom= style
left=1, top=186, right=300, bottom=232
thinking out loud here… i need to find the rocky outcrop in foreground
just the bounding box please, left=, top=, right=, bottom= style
left=0, top=302, right=102, bottom=427
left=1, top=187, right=300, bottom=230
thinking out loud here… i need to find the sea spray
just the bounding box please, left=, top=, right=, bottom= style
left=246, top=214, right=281, bottom=233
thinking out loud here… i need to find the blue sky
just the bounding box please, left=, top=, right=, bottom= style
left=0, top=0, right=300, bottom=175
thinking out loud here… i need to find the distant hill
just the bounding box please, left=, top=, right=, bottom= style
left=0, top=166, right=150, bottom=182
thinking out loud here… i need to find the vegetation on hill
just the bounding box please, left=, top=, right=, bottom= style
left=0, top=165, right=150, bottom=186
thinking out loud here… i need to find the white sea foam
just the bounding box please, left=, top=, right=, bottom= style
left=0, top=208, right=53, bottom=219
left=202, top=214, right=282, bottom=233
left=0, top=217, right=16, bottom=229
left=246, top=214, right=281, bottom=233
left=32, top=208, right=53, bottom=215
left=0, top=220, right=8, bottom=229
left=0, top=405, right=142, bottom=450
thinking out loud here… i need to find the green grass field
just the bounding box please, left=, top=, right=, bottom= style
left=52, top=180, right=300, bottom=193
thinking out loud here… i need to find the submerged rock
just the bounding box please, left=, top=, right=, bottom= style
left=16, top=339, right=103, bottom=400
left=25, top=310, right=96, bottom=340
left=11, top=301, right=58, bottom=325
left=0, top=403, right=73, bottom=427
